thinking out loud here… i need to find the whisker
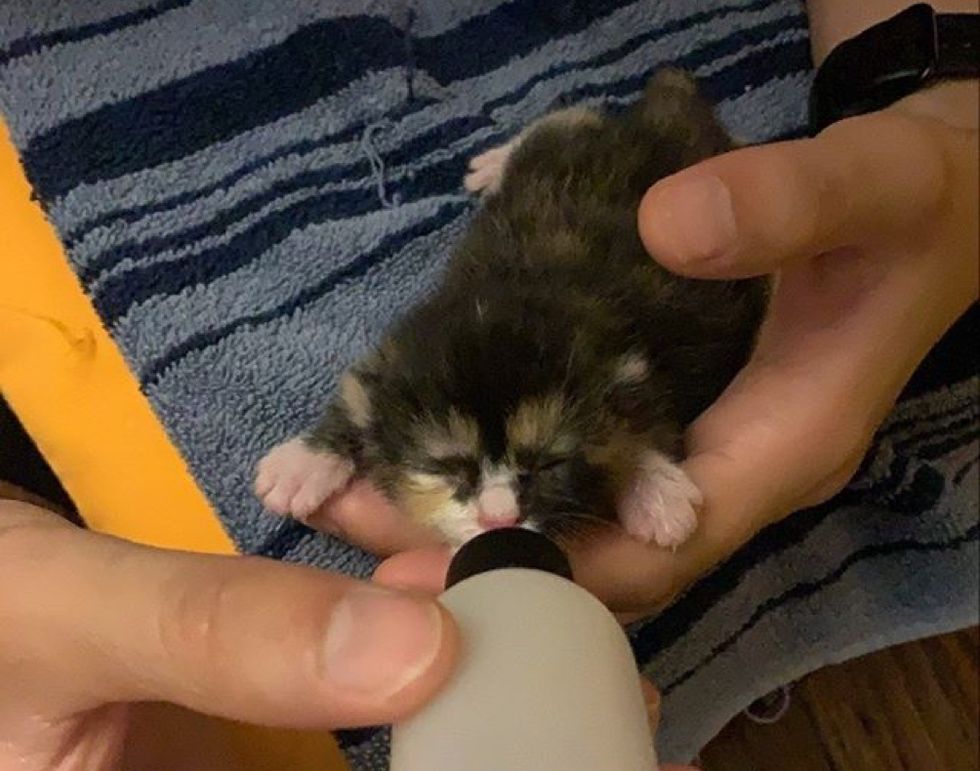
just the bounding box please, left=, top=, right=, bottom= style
left=535, top=508, right=620, bottom=532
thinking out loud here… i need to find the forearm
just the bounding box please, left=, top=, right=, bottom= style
left=806, top=0, right=979, bottom=63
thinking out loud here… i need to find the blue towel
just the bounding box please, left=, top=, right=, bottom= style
left=1, top=1, right=976, bottom=766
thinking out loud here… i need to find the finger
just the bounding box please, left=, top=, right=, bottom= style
left=570, top=527, right=711, bottom=615
left=638, top=111, right=945, bottom=278
left=307, top=479, right=443, bottom=556
left=570, top=350, right=874, bottom=614
left=641, top=677, right=662, bottom=735
left=1, top=503, right=457, bottom=729
left=641, top=680, right=700, bottom=771
left=373, top=547, right=453, bottom=595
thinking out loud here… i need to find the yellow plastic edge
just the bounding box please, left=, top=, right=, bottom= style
left=0, top=119, right=347, bottom=770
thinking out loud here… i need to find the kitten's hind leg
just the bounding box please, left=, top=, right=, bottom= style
left=618, top=449, right=702, bottom=549
left=254, top=438, right=354, bottom=522
left=464, top=140, right=518, bottom=196
left=464, top=106, right=601, bottom=196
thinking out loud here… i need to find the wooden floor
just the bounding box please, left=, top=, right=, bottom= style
left=700, top=628, right=979, bottom=771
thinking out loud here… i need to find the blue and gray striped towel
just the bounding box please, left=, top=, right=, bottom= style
left=1, top=1, right=976, bottom=767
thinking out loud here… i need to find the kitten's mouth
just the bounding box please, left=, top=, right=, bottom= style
left=477, top=513, right=520, bottom=530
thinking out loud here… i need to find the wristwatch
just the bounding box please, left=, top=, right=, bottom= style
left=809, top=3, right=979, bottom=135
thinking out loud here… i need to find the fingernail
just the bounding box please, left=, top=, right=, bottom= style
left=645, top=174, right=737, bottom=262
left=324, top=586, right=443, bottom=701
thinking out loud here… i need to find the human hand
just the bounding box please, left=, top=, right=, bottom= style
left=594, top=82, right=979, bottom=613
left=314, top=80, right=977, bottom=620
left=0, top=497, right=456, bottom=771
left=580, top=81, right=978, bottom=614
left=2, top=494, right=696, bottom=769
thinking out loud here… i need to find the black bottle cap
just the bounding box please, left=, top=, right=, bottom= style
left=445, top=528, right=574, bottom=589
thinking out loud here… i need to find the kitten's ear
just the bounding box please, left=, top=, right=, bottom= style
left=606, top=352, right=652, bottom=421
left=362, top=335, right=400, bottom=375
left=337, top=337, right=396, bottom=429
left=613, top=352, right=650, bottom=386
left=637, top=68, right=734, bottom=159
left=606, top=352, right=679, bottom=443
left=338, top=369, right=373, bottom=429
left=356, top=336, right=400, bottom=376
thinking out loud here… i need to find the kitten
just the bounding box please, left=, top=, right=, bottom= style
left=255, top=70, right=767, bottom=548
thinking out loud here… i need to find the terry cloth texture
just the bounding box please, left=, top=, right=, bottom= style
left=1, top=1, right=976, bottom=766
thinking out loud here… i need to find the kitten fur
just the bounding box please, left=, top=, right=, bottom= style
left=254, top=70, right=767, bottom=548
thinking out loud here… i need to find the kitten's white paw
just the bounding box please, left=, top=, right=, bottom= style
left=618, top=451, right=702, bottom=548
left=463, top=141, right=515, bottom=196
left=463, top=108, right=599, bottom=196
left=254, top=438, right=354, bottom=521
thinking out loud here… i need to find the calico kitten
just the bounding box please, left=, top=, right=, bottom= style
left=255, top=70, right=767, bottom=548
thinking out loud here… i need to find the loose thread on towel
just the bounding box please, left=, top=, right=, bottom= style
left=402, top=4, right=417, bottom=103
left=0, top=305, right=96, bottom=357
left=361, top=121, right=400, bottom=208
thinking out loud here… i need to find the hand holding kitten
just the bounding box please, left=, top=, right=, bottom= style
left=587, top=81, right=978, bottom=615
left=307, top=82, right=978, bottom=618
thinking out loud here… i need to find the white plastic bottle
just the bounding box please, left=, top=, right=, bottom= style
left=391, top=527, right=658, bottom=771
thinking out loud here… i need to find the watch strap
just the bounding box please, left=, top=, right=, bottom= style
left=809, top=4, right=979, bottom=135
left=937, top=13, right=980, bottom=77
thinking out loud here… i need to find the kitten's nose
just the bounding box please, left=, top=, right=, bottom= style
left=477, top=485, right=519, bottom=529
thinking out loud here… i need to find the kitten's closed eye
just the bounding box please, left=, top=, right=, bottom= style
left=511, top=454, right=574, bottom=495
left=528, top=455, right=571, bottom=483
left=514, top=449, right=572, bottom=473
left=423, top=456, right=480, bottom=497
left=537, top=456, right=571, bottom=472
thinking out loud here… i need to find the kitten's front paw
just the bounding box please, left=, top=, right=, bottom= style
left=254, top=438, right=354, bottom=521
left=618, top=451, right=702, bottom=548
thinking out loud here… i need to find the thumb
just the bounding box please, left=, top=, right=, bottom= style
left=638, top=111, right=946, bottom=278
left=4, top=505, right=457, bottom=729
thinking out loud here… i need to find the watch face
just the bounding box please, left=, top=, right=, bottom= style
left=813, top=3, right=938, bottom=126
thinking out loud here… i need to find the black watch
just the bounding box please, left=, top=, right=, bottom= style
left=809, top=3, right=979, bottom=135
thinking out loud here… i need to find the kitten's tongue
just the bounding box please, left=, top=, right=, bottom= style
left=477, top=513, right=519, bottom=530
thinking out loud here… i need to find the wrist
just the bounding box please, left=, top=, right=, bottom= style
left=896, top=80, right=980, bottom=131
left=808, top=3, right=979, bottom=133
left=808, top=1, right=979, bottom=64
